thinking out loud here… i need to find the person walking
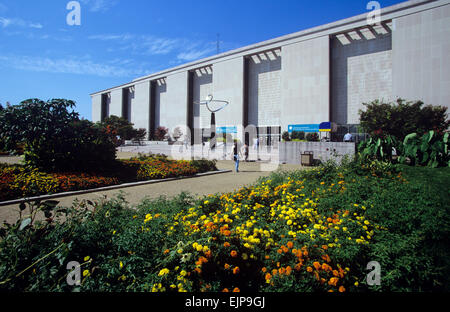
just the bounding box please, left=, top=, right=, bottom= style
left=242, top=143, right=249, bottom=162
left=233, top=142, right=242, bottom=172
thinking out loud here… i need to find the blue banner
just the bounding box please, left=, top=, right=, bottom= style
left=288, top=124, right=319, bottom=133
left=319, top=122, right=331, bottom=132
left=216, top=126, right=237, bottom=134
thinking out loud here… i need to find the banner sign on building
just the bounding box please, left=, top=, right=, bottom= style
left=216, top=126, right=237, bottom=134
left=288, top=124, right=319, bottom=133
left=319, top=122, right=331, bottom=132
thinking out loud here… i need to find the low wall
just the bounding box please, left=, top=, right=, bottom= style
left=278, top=142, right=355, bottom=165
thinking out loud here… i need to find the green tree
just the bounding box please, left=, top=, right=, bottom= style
left=98, top=115, right=148, bottom=146
left=0, top=98, right=116, bottom=172
left=359, top=98, right=449, bottom=140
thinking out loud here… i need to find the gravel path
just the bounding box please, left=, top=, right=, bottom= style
left=0, top=159, right=304, bottom=224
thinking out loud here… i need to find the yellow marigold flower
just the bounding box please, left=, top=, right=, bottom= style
left=158, top=268, right=170, bottom=276
left=119, top=261, right=123, bottom=269
left=84, top=256, right=90, bottom=262
left=83, top=270, right=90, bottom=277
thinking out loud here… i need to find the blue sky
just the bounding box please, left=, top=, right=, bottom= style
left=0, top=0, right=405, bottom=120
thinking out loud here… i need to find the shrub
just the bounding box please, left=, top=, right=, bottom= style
left=359, top=98, right=449, bottom=141
left=154, top=127, right=168, bottom=141
left=358, top=135, right=399, bottom=162
left=306, top=132, right=319, bottom=142
left=291, top=131, right=305, bottom=140
left=190, top=159, right=218, bottom=173
left=282, top=132, right=291, bottom=142
left=399, top=131, right=449, bottom=167
left=0, top=99, right=117, bottom=172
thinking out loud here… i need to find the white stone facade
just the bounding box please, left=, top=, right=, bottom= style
left=91, top=0, right=450, bottom=142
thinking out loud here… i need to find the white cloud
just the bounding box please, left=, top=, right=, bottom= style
left=89, top=33, right=183, bottom=56
left=0, top=16, right=43, bottom=29
left=88, top=33, right=216, bottom=60
left=177, top=47, right=216, bottom=62
left=0, top=55, right=151, bottom=78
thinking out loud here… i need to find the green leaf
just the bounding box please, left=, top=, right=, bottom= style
left=19, top=218, right=32, bottom=231
left=403, top=133, right=417, bottom=145
left=428, top=130, right=434, bottom=143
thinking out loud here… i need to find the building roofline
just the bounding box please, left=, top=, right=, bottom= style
left=90, top=0, right=446, bottom=96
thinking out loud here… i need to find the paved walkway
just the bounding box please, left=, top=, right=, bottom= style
left=0, top=159, right=303, bottom=224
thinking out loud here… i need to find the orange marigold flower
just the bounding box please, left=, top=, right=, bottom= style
left=232, top=266, right=240, bottom=275
left=224, top=263, right=230, bottom=270
left=321, top=245, right=328, bottom=250
left=223, top=230, right=231, bottom=236
left=286, top=266, right=292, bottom=276
left=314, top=271, right=320, bottom=281
left=163, top=249, right=170, bottom=255
left=265, top=273, right=272, bottom=281
left=328, top=277, right=339, bottom=286
left=306, top=266, right=313, bottom=273
left=287, top=241, right=294, bottom=249
left=339, top=286, right=346, bottom=292
left=322, top=254, right=331, bottom=263
left=272, top=269, right=278, bottom=276
left=223, top=242, right=230, bottom=248
left=265, top=255, right=270, bottom=260
left=261, top=267, right=267, bottom=273
left=332, top=270, right=339, bottom=277
left=313, top=262, right=321, bottom=270
left=194, top=267, right=202, bottom=274
left=278, top=267, right=286, bottom=275
left=277, top=249, right=283, bottom=254
left=230, top=250, right=238, bottom=257
left=222, top=288, right=229, bottom=292
left=232, top=287, right=240, bottom=292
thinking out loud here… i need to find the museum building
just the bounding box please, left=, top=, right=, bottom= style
left=91, top=0, right=450, bottom=145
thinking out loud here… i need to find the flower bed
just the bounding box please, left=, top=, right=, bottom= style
left=0, top=158, right=217, bottom=202
left=1, top=159, right=448, bottom=292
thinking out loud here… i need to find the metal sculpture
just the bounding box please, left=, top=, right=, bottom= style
left=195, top=95, right=229, bottom=150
